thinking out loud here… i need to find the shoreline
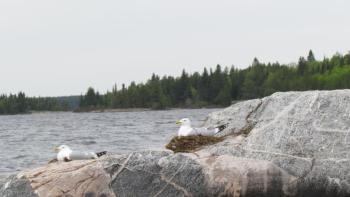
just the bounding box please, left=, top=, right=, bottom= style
left=73, top=106, right=224, bottom=113
left=1, top=106, right=226, bottom=115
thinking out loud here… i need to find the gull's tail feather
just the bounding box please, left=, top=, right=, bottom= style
left=48, top=158, right=58, bottom=164
left=96, top=151, right=107, bottom=157
left=215, top=123, right=228, bottom=133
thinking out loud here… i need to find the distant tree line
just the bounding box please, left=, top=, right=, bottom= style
left=0, top=92, right=28, bottom=114
left=79, top=51, right=350, bottom=110
left=0, top=93, right=78, bottom=115
left=2, top=50, right=350, bottom=114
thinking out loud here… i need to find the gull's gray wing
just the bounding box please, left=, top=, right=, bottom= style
left=192, top=127, right=217, bottom=136
left=68, top=151, right=97, bottom=160
left=192, top=123, right=228, bottom=136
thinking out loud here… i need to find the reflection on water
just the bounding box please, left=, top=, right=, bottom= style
left=0, top=108, right=220, bottom=174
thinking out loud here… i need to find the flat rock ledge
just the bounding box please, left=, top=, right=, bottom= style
left=2, top=90, right=350, bottom=197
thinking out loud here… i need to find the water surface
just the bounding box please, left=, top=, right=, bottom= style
left=0, top=108, right=220, bottom=175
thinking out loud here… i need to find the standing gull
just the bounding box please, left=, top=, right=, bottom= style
left=54, top=145, right=107, bottom=162
left=176, top=118, right=228, bottom=137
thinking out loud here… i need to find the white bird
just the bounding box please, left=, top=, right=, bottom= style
left=54, top=145, right=107, bottom=162
left=176, top=118, right=228, bottom=137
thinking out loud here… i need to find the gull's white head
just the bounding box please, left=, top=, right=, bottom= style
left=54, top=145, right=71, bottom=153
left=176, top=118, right=191, bottom=126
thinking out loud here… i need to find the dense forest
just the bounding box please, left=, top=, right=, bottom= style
left=0, top=94, right=79, bottom=115
left=79, top=51, right=350, bottom=110
left=2, top=50, right=350, bottom=115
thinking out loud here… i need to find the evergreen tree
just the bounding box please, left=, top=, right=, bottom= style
left=85, top=87, right=97, bottom=106
left=215, top=76, right=232, bottom=105
left=297, top=57, right=307, bottom=75
left=307, top=50, right=316, bottom=62
left=199, top=67, right=210, bottom=102
left=210, top=65, right=224, bottom=100
left=16, top=92, right=27, bottom=113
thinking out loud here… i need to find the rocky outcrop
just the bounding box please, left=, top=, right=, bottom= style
left=1, top=90, right=350, bottom=197
left=203, top=90, right=350, bottom=196
left=0, top=151, right=296, bottom=197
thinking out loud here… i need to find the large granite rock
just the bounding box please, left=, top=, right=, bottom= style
left=1, top=90, right=350, bottom=197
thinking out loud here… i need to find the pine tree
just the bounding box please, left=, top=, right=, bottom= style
left=215, top=77, right=232, bottom=105
left=198, top=67, right=210, bottom=102
left=210, top=65, right=224, bottom=101
left=85, top=87, right=97, bottom=107
left=297, top=57, right=307, bottom=75
left=252, top=57, right=260, bottom=66
left=307, top=50, right=316, bottom=62
left=16, top=92, right=27, bottom=113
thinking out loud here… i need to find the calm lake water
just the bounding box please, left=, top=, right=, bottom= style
left=0, top=108, right=220, bottom=176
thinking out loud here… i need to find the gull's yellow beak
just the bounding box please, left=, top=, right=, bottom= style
left=176, top=120, right=182, bottom=125
left=53, top=146, right=59, bottom=152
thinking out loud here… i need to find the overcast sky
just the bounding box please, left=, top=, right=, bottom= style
left=0, top=0, right=349, bottom=96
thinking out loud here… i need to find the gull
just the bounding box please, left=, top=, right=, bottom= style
left=176, top=118, right=228, bottom=137
left=53, top=145, right=107, bottom=162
